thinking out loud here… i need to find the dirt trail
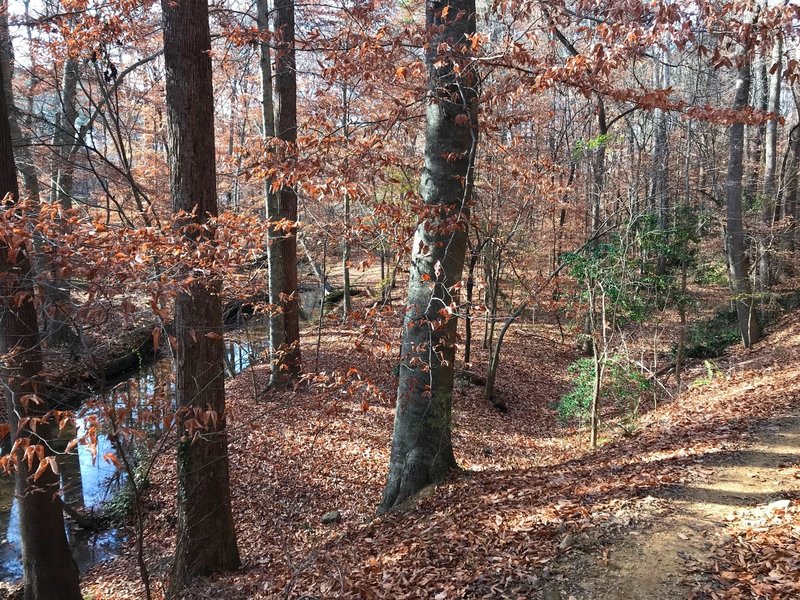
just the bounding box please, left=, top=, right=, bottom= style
left=544, top=414, right=800, bottom=600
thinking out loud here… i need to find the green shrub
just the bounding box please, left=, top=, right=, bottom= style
left=558, top=355, right=650, bottom=425
left=692, top=259, right=729, bottom=286
left=558, top=357, right=596, bottom=424
left=691, top=360, right=721, bottom=387
left=685, top=309, right=740, bottom=359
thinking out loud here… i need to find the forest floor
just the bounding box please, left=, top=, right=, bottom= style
left=2, top=282, right=799, bottom=599
left=544, top=413, right=800, bottom=600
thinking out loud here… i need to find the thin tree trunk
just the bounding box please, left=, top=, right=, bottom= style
left=726, top=62, right=762, bottom=348
left=1, top=7, right=76, bottom=347
left=782, top=123, right=800, bottom=263
left=379, top=0, right=478, bottom=513
left=46, top=53, right=80, bottom=346
left=161, top=0, right=240, bottom=592
left=341, top=81, right=352, bottom=320
left=589, top=341, right=602, bottom=450
left=463, top=239, right=486, bottom=367
left=675, top=265, right=687, bottom=392
left=342, top=193, right=351, bottom=318
left=0, top=58, right=82, bottom=600
left=652, top=52, right=670, bottom=276
left=484, top=300, right=528, bottom=410
left=759, top=35, right=782, bottom=290
left=745, top=56, right=768, bottom=204
left=268, top=0, right=301, bottom=387
left=0, top=9, right=40, bottom=206
left=257, top=0, right=278, bottom=352
left=51, top=57, right=79, bottom=209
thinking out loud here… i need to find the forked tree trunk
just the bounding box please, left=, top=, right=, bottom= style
left=463, top=238, right=486, bottom=367
left=379, top=0, right=478, bottom=513
left=268, top=0, right=301, bottom=387
left=161, top=0, right=240, bottom=593
left=726, top=63, right=762, bottom=348
left=0, top=60, right=82, bottom=600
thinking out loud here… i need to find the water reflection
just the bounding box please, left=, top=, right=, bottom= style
left=0, top=418, right=121, bottom=581
left=0, top=330, right=266, bottom=582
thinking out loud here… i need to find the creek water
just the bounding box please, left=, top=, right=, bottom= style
left=0, top=331, right=266, bottom=582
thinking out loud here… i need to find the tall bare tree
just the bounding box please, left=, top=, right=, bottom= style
left=267, top=0, right=301, bottom=387
left=379, top=0, right=478, bottom=512
left=726, top=61, right=762, bottom=348
left=759, top=34, right=782, bottom=289
left=161, top=0, right=240, bottom=592
left=0, top=55, right=82, bottom=600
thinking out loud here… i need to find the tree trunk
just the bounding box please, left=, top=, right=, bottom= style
left=651, top=53, right=670, bottom=276
left=484, top=300, right=528, bottom=410
left=745, top=56, right=767, bottom=204
left=0, top=58, right=82, bottom=600
left=379, top=0, right=478, bottom=513
left=581, top=96, right=607, bottom=354
left=341, top=82, right=352, bottom=320
left=1, top=7, right=76, bottom=347
left=342, top=193, right=352, bottom=319
left=463, top=239, right=485, bottom=367
left=589, top=342, right=602, bottom=450
left=257, top=0, right=275, bottom=140
left=161, top=0, right=240, bottom=592
left=268, top=0, right=301, bottom=387
left=782, top=123, right=800, bottom=262
left=52, top=57, right=79, bottom=210
left=726, top=63, right=762, bottom=348
left=759, top=35, right=782, bottom=290
left=45, top=53, right=81, bottom=347
left=0, top=10, right=40, bottom=206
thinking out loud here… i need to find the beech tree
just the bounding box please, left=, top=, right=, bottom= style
left=726, top=60, right=762, bottom=348
left=380, top=0, right=479, bottom=512
left=0, top=60, right=82, bottom=600
left=160, top=0, right=240, bottom=591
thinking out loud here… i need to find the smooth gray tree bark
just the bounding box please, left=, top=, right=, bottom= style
left=726, top=62, right=762, bottom=348
left=44, top=53, right=80, bottom=346
left=379, top=0, right=478, bottom=513
left=758, top=35, right=782, bottom=289
left=745, top=56, right=768, bottom=205
left=782, top=123, right=800, bottom=260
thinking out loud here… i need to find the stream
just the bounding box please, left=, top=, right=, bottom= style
left=0, top=330, right=267, bottom=582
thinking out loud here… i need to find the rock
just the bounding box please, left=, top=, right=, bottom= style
left=542, top=583, right=560, bottom=600
left=559, top=533, right=591, bottom=550
left=321, top=510, right=342, bottom=525
left=767, top=499, right=791, bottom=511
left=558, top=534, right=574, bottom=550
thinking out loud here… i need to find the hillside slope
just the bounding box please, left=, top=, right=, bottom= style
left=68, top=309, right=800, bottom=600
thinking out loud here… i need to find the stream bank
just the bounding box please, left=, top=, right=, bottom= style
left=0, top=328, right=267, bottom=583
